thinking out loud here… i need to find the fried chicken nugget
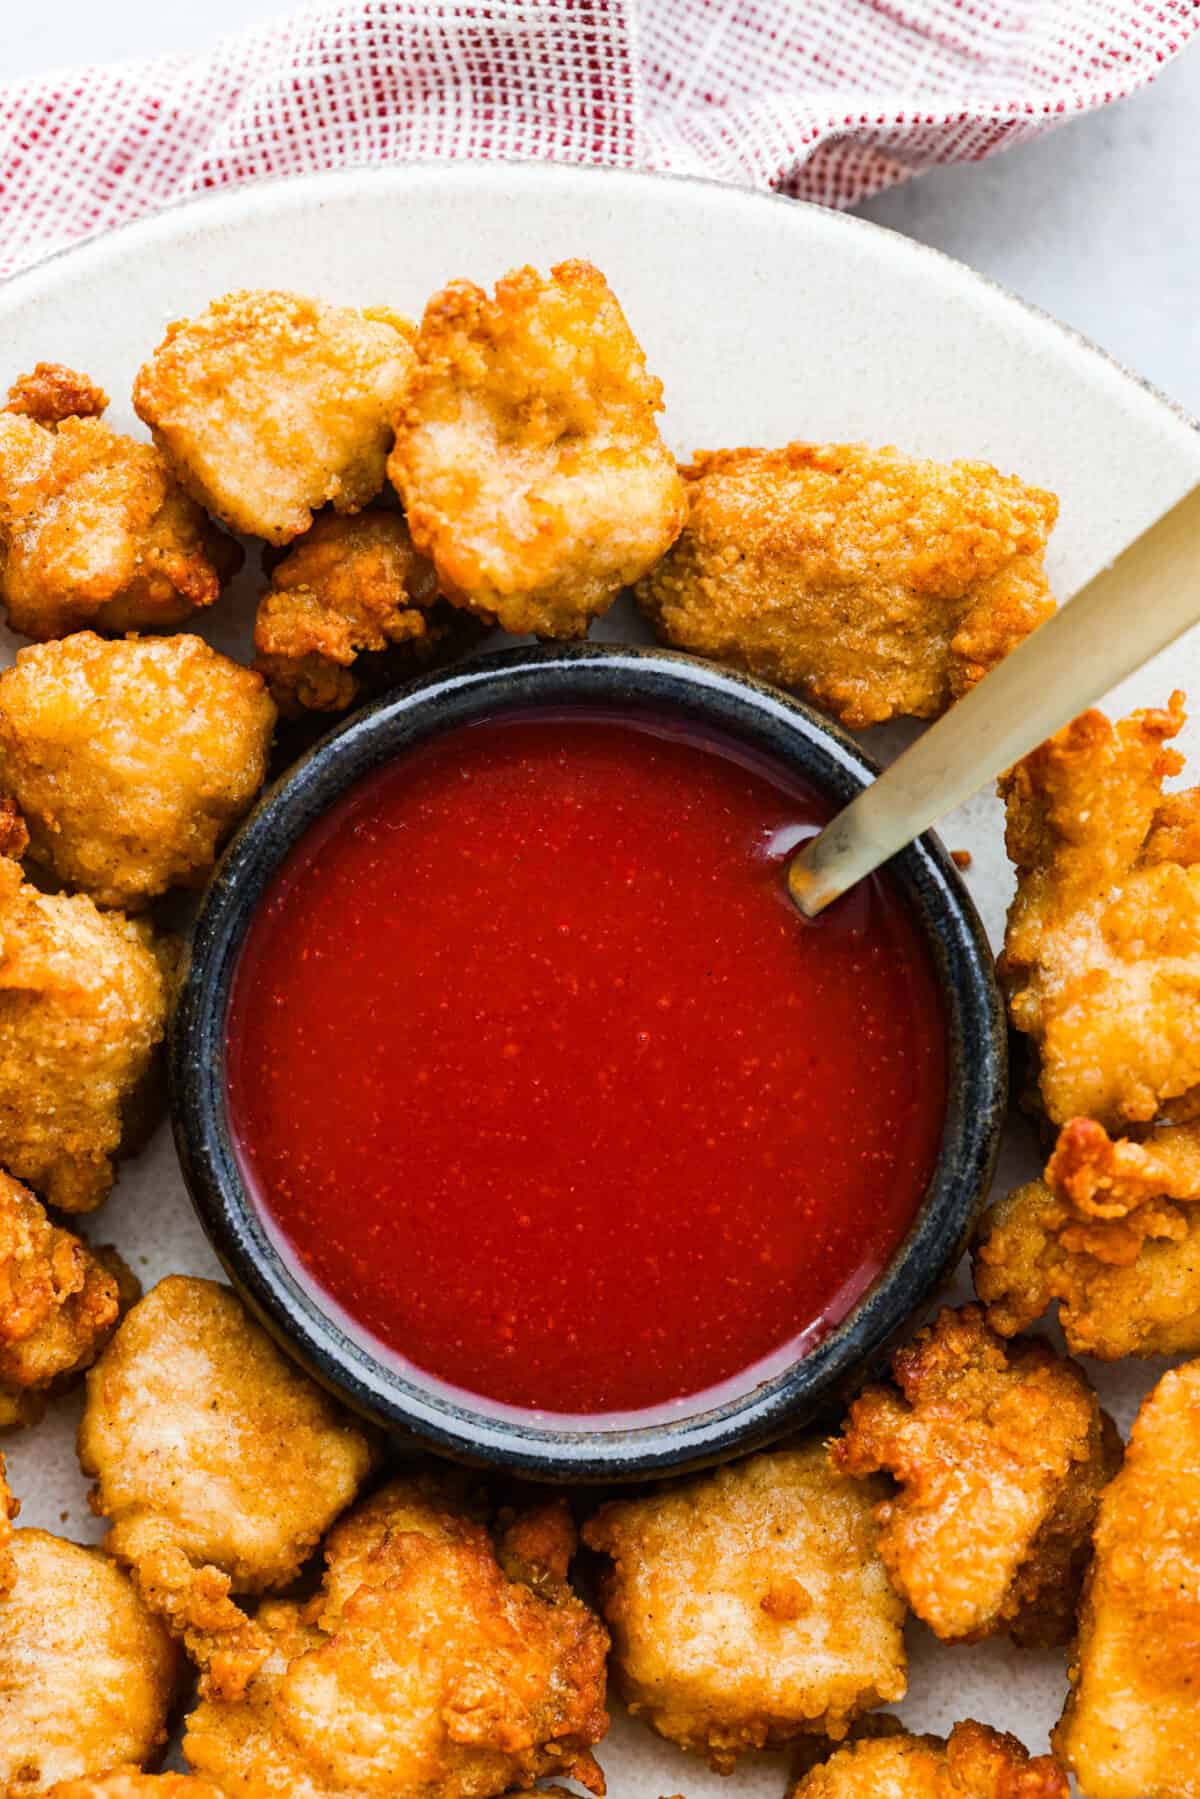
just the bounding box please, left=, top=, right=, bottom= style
left=47, top=1777, right=220, bottom=1798
left=78, top=1275, right=373, bottom=1703
left=581, top=1444, right=905, bottom=1772
left=184, top=1475, right=609, bottom=1799
left=133, top=291, right=413, bottom=545
left=0, top=1168, right=135, bottom=1429
left=0, top=1529, right=181, bottom=1792
left=0, top=854, right=169, bottom=1212
left=1054, top=1359, right=1200, bottom=1798
left=975, top=1118, right=1200, bottom=1357
left=832, top=1306, right=1116, bottom=1646
left=633, top=444, right=1057, bottom=729
left=0, top=367, right=237, bottom=642
left=1000, top=691, right=1200, bottom=1129
left=253, top=510, right=471, bottom=715
left=787, top=1719, right=1068, bottom=1798
left=389, top=261, right=686, bottom=638
left=0, top=633, right=276, bottom=910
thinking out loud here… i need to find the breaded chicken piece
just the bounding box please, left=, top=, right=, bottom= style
left=133, top=291, right=413, bottom=545
left=0, top=1168, right=136, bottom=1429
left=390, top=261, right=685, bottom=639
left=976, top=1118, right=1200, bottom=1357
left=0, top=367, right=237, bottom=642
left=6, top=364, right=108, bottom=426
left=184, top=1475, right=609, bottom=1798
left=1043, top=1114, right=1200, bottom=1254
left=1000, top=692, right=1200, bottom=1129
left=788, top=1719, right=1068, bottom=1798
left=0, top=632, right=275, bottom=910
left=0, top=854, right=169, bottom=1212
left=254, top=510, right=471, bottom=715
left=0, top=1529, right=180, bottom=1791
left=182, top=1602, right=326, bottom=1799
left=47, top=1777, right=220, bottom=1798
left=78, top=1275, right=373, bottom=1702
left=581, top=1443, right=905, bottom=1772
left=1055, top=1359, right=1200, bottom=1798
left=633, top=443, right=1057, bottom=729
left=833, top=1306, right=1116, bottom=1646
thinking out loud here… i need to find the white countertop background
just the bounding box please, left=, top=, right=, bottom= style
left=4, top=4, right=1199, bottom=420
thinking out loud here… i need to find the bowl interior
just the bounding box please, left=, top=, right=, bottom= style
left=171, top=643, right=1007, bottom=1480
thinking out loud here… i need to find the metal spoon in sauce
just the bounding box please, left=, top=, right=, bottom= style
left=788, top=484, right=1200, bottom=917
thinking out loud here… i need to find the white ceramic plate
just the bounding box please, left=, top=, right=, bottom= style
left=2, top=162, right=1199, bottom=1785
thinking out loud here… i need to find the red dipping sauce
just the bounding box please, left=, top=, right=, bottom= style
left=227, top=715, right=946, bottom=1418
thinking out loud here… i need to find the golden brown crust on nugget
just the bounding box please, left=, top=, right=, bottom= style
left=634, top=443, right=1057, bottom=728
left=0, top=1529, right=180, bottom=1792
left=78, top=1275, right=374, bottom=1702
left=184, top=1477, right=609, bottom=1799
left=253, top=510, right=465, bottom=715
left=0, top=632, right=276, bottom=910
left=133, top=290, right=413, bottom=544
left=0, top=368, right=237, bottom=640
left=1055, top=1360, right=1200, bottom=1798
left=0, top=1169, right=135, bottom=1423
left=582, top=1444, right=905, bottom=1772
left=6, top=364, right=109, bottom=426
left=833, top=1306, right=1116, bottom=1645
left=999, top=692, right=1200, bottom=1130
left=976, top=1118, right=1200, bottom=1358
left=390, top=261, right=685, bottom=638
left=0, top=856, right=169, bottom=1211
left=47, top=1776, right=220, bottom=1798
left=788, top=1719, right=1068, bottom=1798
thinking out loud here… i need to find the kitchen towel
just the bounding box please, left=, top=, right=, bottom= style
left=2, top=0, right=1196, bottom=277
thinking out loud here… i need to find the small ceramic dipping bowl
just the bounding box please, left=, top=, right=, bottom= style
left=171, top=643, right=1006, bottom=1482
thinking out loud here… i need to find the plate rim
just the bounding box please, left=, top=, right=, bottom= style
left=3, top=155, right=1198, bottom=450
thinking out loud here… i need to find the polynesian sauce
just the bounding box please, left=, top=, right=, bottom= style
left=226, top=714, right=946, bottom=1416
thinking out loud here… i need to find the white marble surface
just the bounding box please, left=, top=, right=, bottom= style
left=3, top=5, right=1199, bottom=418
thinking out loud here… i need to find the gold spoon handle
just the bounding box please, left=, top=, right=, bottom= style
left=788, top=482, right=1200, bottom=918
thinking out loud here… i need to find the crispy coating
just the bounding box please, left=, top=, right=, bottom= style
left=999, top=692, right=1200, bottom=1129
left=0, top=1169, right=135, bottom=1424
left=6, top=366, right=108, bottom=426
left=133, top=291, right=413, bottom=545
left=633, top=443, right=1057, bottom=729
left=0, top=805, right=27, bottom=865
left=833, top=1306, right=1116, bottom=1646
left=1055, top=1359, right=1200, bottom=1798
left=78, top=1275, right=374, bottom=1701
left=976, top=1118, right=1200, bottom=1357
left=1044, top=1113, right=1200, bottom=1252
left=184, top=1475, right=609, bottom=1799
left=0, top=1528, right=180, bottom=1793
left=0, top=855, right=169, bottom=1211
left=0, top=1457, right=15, bottom=1598
left=788, top=1719, right=1068, bottom=1798
left=581, top=1443, right=905, bottom=1772
left=0, top=370, right=237, bottom=641
left=47, top=1778, right=219, bottom=1798
left=389, top=261, right=685, bottom=638
left=253, top=510, right=468, bottom=715
left=0, top=633, right=276, bottom=910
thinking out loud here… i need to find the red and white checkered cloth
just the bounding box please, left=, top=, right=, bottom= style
left=1, top=0, right=1196, bottom=279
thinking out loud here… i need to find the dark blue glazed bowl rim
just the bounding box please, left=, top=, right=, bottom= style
left=170, top=643, right=1007, bottom=1481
